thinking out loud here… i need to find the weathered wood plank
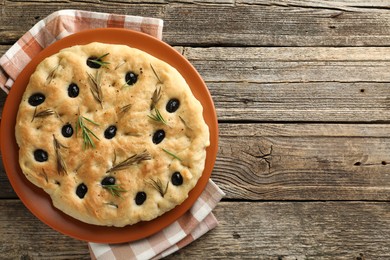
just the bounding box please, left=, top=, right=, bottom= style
left=184, top=46, right=390, bottom=82
left=169, top=201, right=390, bottom=259
left=0, top=199, right=89, bottom=259
left=186, top=47, right=390, bottom=122
left=237, top=0, right=390, bottom=11
left=3, top=46, right=390, bottom=122
left=0, top=2, right=166, bottom=45
left=0, top=174, right=16, bottom=198
left=213, top=123, right=390, bottom=201
left=2, top=123, right=390, bottom=201
left=1, top=200, right=390, bottom=259
left=209, top=81, right=390, bottom=122
left=2, top=1, right=390, bottom=46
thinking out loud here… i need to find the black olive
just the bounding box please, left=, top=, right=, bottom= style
left=61, top=124, right=73, bottom=138
left=152, top=130, right=165, bottom=144
left=171, top=172, right=183, bottom=186
left=76, top=183, right=88, bottom=199
left=86, top=56, right=102, bottom=69
left=125, top=72, right=138, bottom=86
left=104, top=125, right=117, bottom=139
left=68, top=83, right=79, bottom=98
left=166, top=98, right=180, bottom=113
left=28, top=93, right=45, bottom=106
left=101, top=176, right=116, bottom=186
left=34, top=149, right=48, bottom=162
left=135, top=192, right=147, bottom=205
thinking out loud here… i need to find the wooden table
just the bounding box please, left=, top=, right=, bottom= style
left=2, top=1, right=390, bottom=259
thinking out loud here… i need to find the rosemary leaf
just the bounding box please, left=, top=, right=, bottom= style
left=83, top=125, right=100, bottom=140
left=162, top=148, right=182, bottom=161
left=179, top=116, right=191, bottom=129
left=150, top=63, right=162, bottom=83
left=147, top=178, right=169, bottom=197
left=121, top=77, right=138, bottom=88
left=53, top=135, right=68, bottom=175
left=89, top=53, right=110, bottom=67
left=150, top=86, right=161, bottom=110
left=88, top=71, right=103, bottom=107
left=124, top=132, right=142, bottom=137
left=119, top=104, right=132, bottom=115
left=46, top=63, right=60, bottom=84
left=32, top=108, right=55, bottom=122
left=102, top=184, right=127, bottom=198
left=82, top=116, right=100, bottom=126
left=76, top=115, right=100, bottom=150
left=115, top=60, right=126, bottom=70
left=148, top=108, right=168, bottom=125
left=97, top=53, right=110, bottom=60
left=106, top=150, right=152, bottom=173
left=82, top=130, right=95, bottom=149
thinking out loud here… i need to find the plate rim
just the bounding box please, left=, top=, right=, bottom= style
left=1, top=28, right=218, bottom=243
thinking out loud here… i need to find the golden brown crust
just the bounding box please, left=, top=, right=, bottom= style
left=15, top=42, right=209, bottom=227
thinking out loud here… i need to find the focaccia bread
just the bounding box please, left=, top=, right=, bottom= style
left=15, top=42, right=210, bottom=227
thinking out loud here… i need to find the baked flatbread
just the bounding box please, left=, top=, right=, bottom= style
left=15, top=42, right=209, bottom=227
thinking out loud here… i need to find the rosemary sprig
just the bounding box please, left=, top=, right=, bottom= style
left=162, top=148, right=182, bottom=161
left=179, top=115, right=191, bottom=130
left=102, top=184, right=127, bottom=198
left=53, top=135, right=68, bottom=175
left=148, top=108, right=167, bottom=125
left=89, top=53, right=110, bottom=67
left=147, top=178, right=169, bottom=197
left=31, top=107, right=55, bottom=122
left=46, top=63, right=61, bottom=84
left=150, top=86, right=161, bottom=110
left=75, top=115, right=100, bottom=150
left=106, top=150, right=152, bottom=173
left=119, top=104, right=132, bottom=115
left=88, top=71, right=103, bottom=107
left=150, top=63, right=162, bottom=83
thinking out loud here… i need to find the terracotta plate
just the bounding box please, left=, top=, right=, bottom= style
left=1, top=28, right=218, bottom=243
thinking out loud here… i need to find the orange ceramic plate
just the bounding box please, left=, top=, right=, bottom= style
left=1, top=28, right=218, bottom=243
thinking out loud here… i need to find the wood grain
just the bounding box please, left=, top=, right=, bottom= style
left=214, top=123, right=390, bottom=201
left=3, top=46, right=390, bottom=122
left=169, top=201, right=390, bottom=259
left=0, top=200, right=89, bottom=259
left=1, top=200, right=390, bottom=259
left=183, top=46, right=390, bottom=122
left=209, top=81, right=390, bottom=122
left=1, top=0, right=390, bottom=258
left=2, top=1, right=390, bottom=46
left=3, top=123, right=390, bottom=201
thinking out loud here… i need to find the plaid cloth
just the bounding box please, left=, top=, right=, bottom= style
left=0, top=10, right=224, bottom=260
left=0, top=9, right=163, bottom=93
left=89, top=180, right=224, bottom=260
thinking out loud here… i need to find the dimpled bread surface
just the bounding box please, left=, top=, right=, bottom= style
left=15, top=42, right=210, bottom=227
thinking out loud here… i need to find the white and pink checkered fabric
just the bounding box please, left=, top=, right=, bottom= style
left=89, top=180, right=224, bottom=260
left=0, top=9, right=163, bottom=93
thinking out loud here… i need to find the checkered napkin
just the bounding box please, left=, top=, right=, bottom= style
left=0, top=9, right=224, bottom=260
